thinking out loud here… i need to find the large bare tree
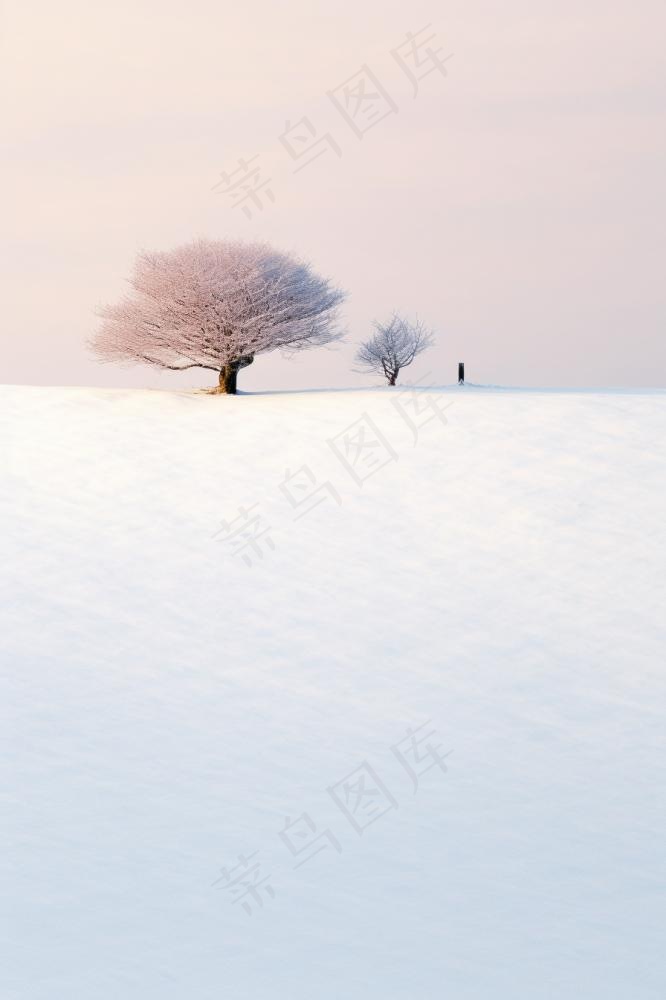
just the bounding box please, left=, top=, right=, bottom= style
left=355, top=313, right=434, bottom=386
left=91, top=239, right=346, bottom=393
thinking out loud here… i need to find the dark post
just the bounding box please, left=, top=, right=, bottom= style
left=458, top=362, right=465, bottom=385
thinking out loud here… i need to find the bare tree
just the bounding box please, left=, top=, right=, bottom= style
left=91, top=239, right=346, bottom=394
left=354, top=313, right=434, bottom=386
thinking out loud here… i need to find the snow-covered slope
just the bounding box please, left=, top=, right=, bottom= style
left=1, top=384, right=665, bottom=1000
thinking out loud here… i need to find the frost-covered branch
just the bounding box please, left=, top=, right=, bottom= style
left=90, top=239, right=346, bottom=393
left=354, top=313, right=434, bottom=386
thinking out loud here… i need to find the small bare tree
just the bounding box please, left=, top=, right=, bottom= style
left=354, top=313, right=434, bottom=386
left=91, top=239, right=346, bottom=394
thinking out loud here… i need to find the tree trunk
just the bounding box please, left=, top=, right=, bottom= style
left=388, top=372, right=397, bottom=386
left=218, top=363, right=239, bottom=394
left=215, top=355, right=254, bottom=394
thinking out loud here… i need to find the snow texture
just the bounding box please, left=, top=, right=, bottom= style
left=1, top=383, right=665, bottom=999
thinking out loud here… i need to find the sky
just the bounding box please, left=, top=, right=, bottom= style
left=1, top=0, right=665, bottom=391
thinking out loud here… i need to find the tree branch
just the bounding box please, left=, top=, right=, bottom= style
left=139, top=354, right=219, bottom=372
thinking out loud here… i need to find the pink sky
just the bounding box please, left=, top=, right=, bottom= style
left=2, top=0, right=665, bottom=390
